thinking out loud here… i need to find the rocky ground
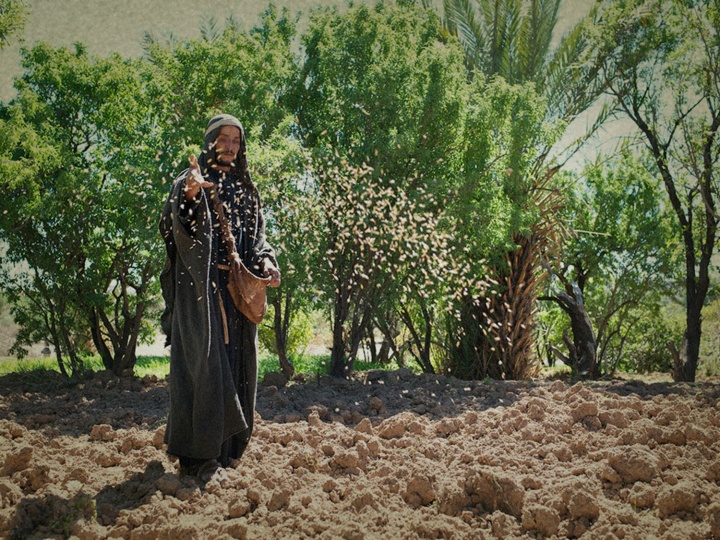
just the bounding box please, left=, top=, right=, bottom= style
left=0, top=367, right=719, bottom=539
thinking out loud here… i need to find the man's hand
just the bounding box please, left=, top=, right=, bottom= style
left=263, top=260, right=281, bottom=288
left=184, top=154, right=213, bottom=201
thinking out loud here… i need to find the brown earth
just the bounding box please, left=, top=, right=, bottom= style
left=0, top=368, right=719, bottom=539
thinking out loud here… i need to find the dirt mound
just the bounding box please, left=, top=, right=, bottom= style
left=1, top=368, right=719, bottom=539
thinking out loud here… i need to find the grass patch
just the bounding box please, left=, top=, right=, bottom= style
left=257, top=353, right=420, bottom=379
left=291, top=353, right=331, bottom=375
left=134, top=355, right=170, bottom=379
left=258, top=352, right=330, bottom=379
left=1, top=350, right=422, bottom=380
left=0, top=356, right=57, bottom=375
left=538, top=362, right=572, bottom=380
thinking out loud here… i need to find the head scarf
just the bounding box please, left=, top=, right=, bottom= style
left=197, top=113, right=251, bottom=183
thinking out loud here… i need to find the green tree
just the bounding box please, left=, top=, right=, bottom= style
left=293, top=1, right=471, bottom=377
left=432, top=0, right=608, bottom=379
left=540, top=151, right=677, bottom=376
left=0, top=43, right=165, bottom=376
left=142, top=6, right=297, bottom=145
left=439, top=75, right=563, bottom=380
left=585, top=0, right=719, bottom=382
left=311, top=155, right=468, bottom=377
left=250, top=121, right=317, bottom=378
left=0, top=0, right=27, bottom=49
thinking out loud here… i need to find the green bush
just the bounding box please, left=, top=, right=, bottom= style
left=258, top=308, right=314, bottom=357
left=700, top=295, right=720, bottom=377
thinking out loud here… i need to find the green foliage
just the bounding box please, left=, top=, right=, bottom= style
left=258, top=352, right=331, bottom=379
left=294, top=1, right=478, bottom=376
left=143, top=5, right=297, bottom=143
left=583, top=0, right=720, bottom=381
left=0, top=0, right=27, bottom=48
left=133, top=355, right=170, bottom=379
left=4, top=0, right=716, bottom=385
left=433, top=0, right=583, bottom=381
left=250, top=122, right=315, bottom=304
left=539, top=151, right=678, bottom=375
left=453, top=76, right=557, bottom=258
left=259, top=307, right=314, bottom=356
left=441, top=0, right=560, bottom=84
left=250, top=120, right=318, bottom=373
left=0, top=43, right=166, bottom=376
left=0, top=7, right=300, bottom=378
left=440, top=76, right=558, bottom=380
left=0, top=354, right=162, bottom=379
left=0, top=357, right=52, bottom=375
left=440, top=0, right=605, bottom=129
left=0, top=354, right=98, bottom=376
left=295, top=1, right=466, bottom=186
left=613, top=309, right=677, bottom=374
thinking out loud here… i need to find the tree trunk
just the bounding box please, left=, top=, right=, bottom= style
left=272, top=295, right=294, bottom=379
left=329, top=306, right=348, bottom=377
left=675, top=302, right=702, bottom=382
left=89, top=309, right=113, bottom=370
left=552, top=287, right=598, bottom=379
left=399, top=303, right=434, bottom=374
left=375, top=313, right=404, bottom=368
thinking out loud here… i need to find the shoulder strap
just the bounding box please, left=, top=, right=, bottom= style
left=209, top=186, right=237, bottom=264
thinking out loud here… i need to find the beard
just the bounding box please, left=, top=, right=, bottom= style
left=216, top=152, right=236, bottom=168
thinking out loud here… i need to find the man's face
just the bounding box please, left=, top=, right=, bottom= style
left=213, top=125, right=242, bottom=171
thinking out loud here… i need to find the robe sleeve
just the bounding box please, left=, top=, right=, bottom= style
left=175, top=172, right=202, bottom=236
left=249, top=190, right=278, bottom=277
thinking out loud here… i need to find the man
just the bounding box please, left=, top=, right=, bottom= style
left=159, top=113, right=280, bottom=482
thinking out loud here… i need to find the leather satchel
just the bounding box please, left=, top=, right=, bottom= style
left=210, top=186, right=271, bottom=324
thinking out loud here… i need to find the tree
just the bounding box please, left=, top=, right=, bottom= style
left=585, top=0, right=719, bottom=382
left=438, top=75, right=563, bottom=380
left=0, top=0, right=27, bottom=49
left=293, top=1, right=472, bottom=377
left=540, top=151, right=677, bottom=377
left=311, top=155, right=468, bottom=377
left=250, top=122, right=317, bottom=379
left=433, top=0, right=610, bottom=380
left=0, top=43, right=165, bottom=376
left=142, top=6, right=297, bottom=144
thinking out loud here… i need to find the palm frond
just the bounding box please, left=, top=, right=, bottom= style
left=443, top=0, right=487, bottom=72
left=498, top=0, right=522, bottom=81
left=543, top=2, right=604, bottom=121
left=480, top=0, right=522, bottom=79
left=519, top=0, right=561, bottom=82
left=200, top=15, right=221, bottom=44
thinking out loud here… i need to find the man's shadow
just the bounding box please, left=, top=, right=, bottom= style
left=93, top=460, right=169, bottom=527
left=5, top=461, right=168, bottom=540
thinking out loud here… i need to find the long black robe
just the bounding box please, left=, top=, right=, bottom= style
left=159, top=166, right=276, bottom=466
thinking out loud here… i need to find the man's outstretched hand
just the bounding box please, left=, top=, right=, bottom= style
left=184, top=154, right=213, bottom=201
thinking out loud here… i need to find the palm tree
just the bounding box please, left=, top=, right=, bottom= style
left=434, top=0, right=607, bottom=379
left=439, top=0, right=605, bottom=123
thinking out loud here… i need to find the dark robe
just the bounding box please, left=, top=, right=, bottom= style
left=159, top=165, right=276, bottom=466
